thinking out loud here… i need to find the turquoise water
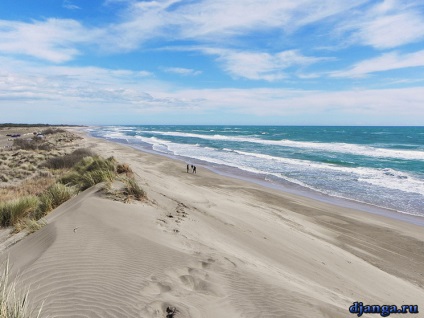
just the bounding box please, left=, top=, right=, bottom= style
left=90, top=126, right=424, bottom=217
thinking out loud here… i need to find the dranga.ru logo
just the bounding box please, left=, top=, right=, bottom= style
left=349, top=302, right=419, bottom=317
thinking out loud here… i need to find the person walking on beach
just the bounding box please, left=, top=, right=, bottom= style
left=187, top=164, right=189, bottom=173
left=193, top=166, right=197, bottom=174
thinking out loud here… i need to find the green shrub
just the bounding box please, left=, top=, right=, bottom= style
left=0, top=196, right=39, bottom=227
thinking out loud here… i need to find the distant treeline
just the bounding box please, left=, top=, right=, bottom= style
left=0, top=123, right=85, bottom=128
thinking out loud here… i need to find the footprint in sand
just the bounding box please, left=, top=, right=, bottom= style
left=140, top=280, right=172, bottom=296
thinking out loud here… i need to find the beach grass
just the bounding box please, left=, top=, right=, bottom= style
left=0, top=176, right=56, bottom=203
left=35, top=183, right=76, bottom=219
left=0, top=196, right=39, bottom=227
left=14, top=218, right=46, bottom=234
left=123, top=177, right=146, bottom=201
left=12, top=138, right=52, bottom=152
left=40, top=128, right=66, bottom=135
left=60, top=156, right=116, bottom=190
left=116, top=163, right=133, bottom=177
left=42, top=148, right=95, bottom=170
left=0, top=260, right=43, bottom=318
left=1, top=126, right=146, bottom=233
left=0, top=157, right=145, bottom=229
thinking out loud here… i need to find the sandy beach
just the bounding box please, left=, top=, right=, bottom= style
left=2, top=128, right=423, bottom=318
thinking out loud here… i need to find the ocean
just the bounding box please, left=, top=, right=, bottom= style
left=89, top=126, right=424, bottom=218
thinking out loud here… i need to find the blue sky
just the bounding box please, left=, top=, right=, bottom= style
left=0, top=0, right=424, bottom=125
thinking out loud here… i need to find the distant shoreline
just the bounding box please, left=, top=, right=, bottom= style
left=0, top=123, right=86, bottom=128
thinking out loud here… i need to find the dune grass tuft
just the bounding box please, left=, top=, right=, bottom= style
left=13, top=138, right=52, bottom=151
left=15, top=218, right=46, bottom=234
left=40, top=128, right=66, bottom=135
left=35, top=183, right=76, bottom=219
left=123, top=177, right=146, bottom=201
left=116, top=163, right=133, bottom=176
left=60, top=156, right=117, bottom=191
left=42, top=148, right=95, bottom=170
left=0, top=260, right=43, bottom=318
left=0, top=183, right=75, bottom=228
left=74, top=156, right=116, bottom=174
left=0, top=196, right=39, bottom=227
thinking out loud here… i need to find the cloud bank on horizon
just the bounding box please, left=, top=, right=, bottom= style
left=0, top=0, right=423, bottom=125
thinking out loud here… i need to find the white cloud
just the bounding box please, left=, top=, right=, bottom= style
left=200, top=48, right=327, bottom=81
left=100, top=0, right=179, bottom=51
left=341, top=0, right=424, bottom=49
left=331, top=50, right=424, bottom=78
left=162, top=67, right=202, bottom=76
left=63, top=0, right=81, bottom=10
left=175, top=0, right=367, bottom=39
left=1, top=57, right=423, bottom=125
left=355, top=12, right=424, bottom=49
left=0, top=19, right=94, bottom=62
left=0, top=57, right=156, bottom=105
left=164, top=86, right=424, bottom=122
left=98, top=0, right=368, bottom=50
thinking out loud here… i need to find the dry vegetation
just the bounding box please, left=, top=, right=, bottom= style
left=0, top=260, right=43, bottom=318
left=0, top=126, right=146, bottom=234
left=0, top=128, right=81, bottom=185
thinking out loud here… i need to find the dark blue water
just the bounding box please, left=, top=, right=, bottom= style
left=90, top=126, right=424, bottom=217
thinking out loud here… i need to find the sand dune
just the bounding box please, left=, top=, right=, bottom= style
left=2, top=131, right=424, bottom=317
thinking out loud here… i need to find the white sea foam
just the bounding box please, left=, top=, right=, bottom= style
left=358, top=169, right=424, bottom=196
left=138, top=130, right=424, bottom=161
left=234, top=150, right=424, bottom=195
left=103, top=131, right=127, bottom=139
left=129, top=135, right=424, bottom=197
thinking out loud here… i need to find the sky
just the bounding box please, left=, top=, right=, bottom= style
left=0, top=0, right=424, bottom=125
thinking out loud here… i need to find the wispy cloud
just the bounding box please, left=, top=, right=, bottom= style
left=166, top=86, right=424, bottom=123
left=100, top=0, right=179, bottom=52
left=63, top=0, right=81, bottom=10
left=0, top=19, right=93, bottom=62
left=331, top=50, right=424, bottom=78
left=97, top=0, right=367, bottom=51
left=340, top=0, right=424, bottom=49
left=175, top=0, right=367, bottom=40
left=162, top=67, right=202, bottom=76
left=199, top=48, right=327, bottom=81
left=0, top=58, right=177, bottom=106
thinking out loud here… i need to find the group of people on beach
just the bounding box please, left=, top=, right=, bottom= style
left=187, top=164, right=197, bottom=174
